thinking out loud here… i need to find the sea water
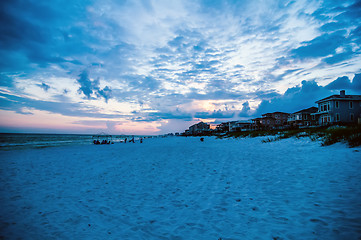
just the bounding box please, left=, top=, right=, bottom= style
left=0, top=133, right=140, bottom=150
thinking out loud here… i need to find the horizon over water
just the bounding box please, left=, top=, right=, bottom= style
left=0, top=133, right=151, bottom=150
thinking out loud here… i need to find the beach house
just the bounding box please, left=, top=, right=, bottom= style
left=188, top=122, right=210, bottom=135
left=216, top=121, right=252, bottom=132
left=312, top=90, right=361, bottom=125
left=261, top=112, right=290, bottom=129
left=288, top=107, right=318, bottom=127
left=229, top=121, right=252, bottom=132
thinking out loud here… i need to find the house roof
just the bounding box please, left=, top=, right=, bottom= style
left=261, top=116, right=275, bottom=120
left=292, top=106, right=318, bottom=114
left=262, top=112, right=289, bottom=117
left=316, top=94, right=361, bottom=103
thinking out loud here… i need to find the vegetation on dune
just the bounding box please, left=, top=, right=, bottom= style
left=218, top=125, right=361, bottom=148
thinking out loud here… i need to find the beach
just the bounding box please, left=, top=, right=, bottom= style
left=0, top=136, right=361, bottom=239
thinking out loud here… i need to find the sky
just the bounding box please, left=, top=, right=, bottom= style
left=0, top=0, right=361, bottom=135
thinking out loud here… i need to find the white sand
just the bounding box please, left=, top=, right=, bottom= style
left=0, top=137, right=360, bottom=239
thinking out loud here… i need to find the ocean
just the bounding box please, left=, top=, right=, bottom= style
left=0, top=133, right=140, bottom=150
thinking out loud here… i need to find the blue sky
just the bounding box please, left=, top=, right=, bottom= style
left=0, top=0, right=361, bottom=134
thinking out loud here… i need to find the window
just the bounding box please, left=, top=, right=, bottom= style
left=335, top=101, right=339, bottom=108
left=350, top=113, right=354, bottom=121
left=312, top=115, right=315, bottom=120
left=304, top=115, right=307, bottom=120
left=350, top=101, right=353, bottom=109
left=336, top=113, right=340, bottom=122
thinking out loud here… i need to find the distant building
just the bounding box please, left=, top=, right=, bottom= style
left=250, top=117, right=263, bottom=130
left=216, top=122, right=229, bottom=132
left=216, top=121, right=251, bottom=132
left=312, top=90, right=361, bottom=125
left=257, top=112, right=289, bottom=129
left=229, top=121, right=252, bottom=132
left=188, top=122, right=210, bottom=135
left=288, top=107, right=318, bottom=127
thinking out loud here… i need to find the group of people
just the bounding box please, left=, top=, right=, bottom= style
left=93, top=139, right=113, bottom=145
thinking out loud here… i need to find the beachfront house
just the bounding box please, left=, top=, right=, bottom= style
left=261, top=112, right=290, bottom=129
left=216, top=121, right=252, bottom=132
left=251, top=117, right=263, bottom=130
left=288, top=107, right=318, bottom=127
left=312, top=90, right=361, bottom=125
left=215, top=122, right=229, bottom=132
left=188, top=122, right=211, bottom=135
left=229, top=121, right=252, bottom=132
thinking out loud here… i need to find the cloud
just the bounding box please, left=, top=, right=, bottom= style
left=138, top=111, right=193, bottom=122
left=254, top=73, right=361, bottom=116
left=156, top=119, right=196, bottom=134
left=0, top=74, right=14, bottom=87
left=325, top=76, right=352, bottom=90
left=239, top=101, right=251, bottom=117
left=38, top=82, right=51, bottom=91
left=194, top=110, right=234, bottom=119
left=255, top=80, right=331, bottom=115
left=351, top=73, right=361, bottom=90
left=76, top=70, right=112, bottom=102
left=0, top=91, right=122, bottom=119
left=325, top=74, right=361, bottom=91
left=291, top=31, right=347, bottom=60
left=0, top=0, right=92, bottom=72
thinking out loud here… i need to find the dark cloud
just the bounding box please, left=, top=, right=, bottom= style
left=325, top=74, right=361, bottom=91
left=255, top=80, right=331, bottom=115
left=97, top=86, right=112, bottom=103
left=291, top=31, right=346, bottom=60
left=0, top=74, right=14, bottom=87
left=254, top=73, right=361, bottom=116
left=0, top=91, right=123, bottom=118
left=38, top=82, right=51, bottom=91
left=239, top=101, right=251, bottom=117
left=307, top=1, right=361, bottom=65
left=194, top=110, right=234, bottom=119
left=254, top=90, right=281, bottom=100
left=323, top=48, right=355, bottom=64
left=325, top=76, right=352, bottom=90
left=132, top=111, right=193, bottom=122
left=76, top=70, right=112, bottom=102
left=77, top=71, right=94, bottom=99
left=352, top=74, right=361, bottom=90
left=0, top=0, right=94, bottom=72
left=129, top=76, right=161, bottom=92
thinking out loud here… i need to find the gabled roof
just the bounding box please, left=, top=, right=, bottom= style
left=316, top=94, right=361, bottom=103
left=262, top=112, right=289, bottom=117
left=292, top=107, right=318, bottom=114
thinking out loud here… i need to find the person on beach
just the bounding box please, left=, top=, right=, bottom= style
left=140, top=137, right=143, bottom=143
left=131, top=136, right=135, bottom=143
left=124, top=138, right=127, bottom=143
